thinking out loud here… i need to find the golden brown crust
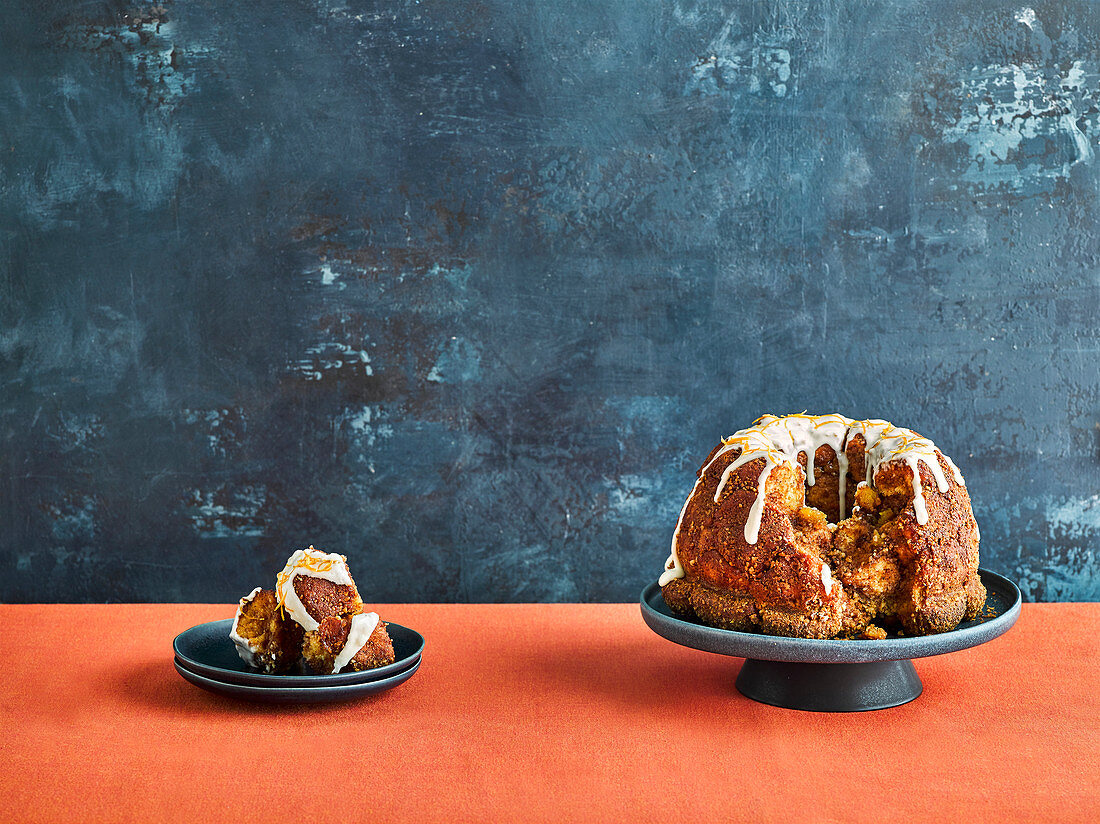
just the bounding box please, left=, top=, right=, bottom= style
left=234, top=589, right=304, bottom=673
left=348, top=621, right=395, bottom=671
left=664, top=429, right=985, bottom=639
left=801, top=445, right=845, bottom=523
left=292, top=575, right=363, bottom=625
left=302, top=614, right=396, bottom=674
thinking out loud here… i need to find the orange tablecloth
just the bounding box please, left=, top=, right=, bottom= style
left=2, top=602, right=1097, bottom=822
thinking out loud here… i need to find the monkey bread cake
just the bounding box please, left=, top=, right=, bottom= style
left=230, top=546, right=395, bottom=674
left=659, top=414, right=985, bottom=639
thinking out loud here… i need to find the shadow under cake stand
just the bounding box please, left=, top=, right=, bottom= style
left=640, top=568, right=1020, bottom=712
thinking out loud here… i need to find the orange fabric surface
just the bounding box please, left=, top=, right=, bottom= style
left=1, top=602, right=1097, bottom=823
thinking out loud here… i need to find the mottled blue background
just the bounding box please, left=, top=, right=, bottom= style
left=1, top=1, right=1098, bottom=603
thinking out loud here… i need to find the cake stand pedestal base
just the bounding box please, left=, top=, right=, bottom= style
left=735, top=658, right=922, bottom=712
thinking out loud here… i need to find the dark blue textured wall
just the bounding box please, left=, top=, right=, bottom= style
left=1, top=1, right=1098, bottom=603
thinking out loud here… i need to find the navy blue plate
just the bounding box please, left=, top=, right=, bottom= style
left=173, top=618, right=424, bottom=687
left=175, top=656, right=421, bottom=704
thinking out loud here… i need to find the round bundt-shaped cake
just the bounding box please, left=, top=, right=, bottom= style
left=659, top=414, right=985, bottom=639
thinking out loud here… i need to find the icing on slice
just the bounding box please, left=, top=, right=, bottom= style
left=229, top=586, right=263, bottom=667
left=331, top=612, right=381, bottom=674
left=276, top=546, right=355, bottom=632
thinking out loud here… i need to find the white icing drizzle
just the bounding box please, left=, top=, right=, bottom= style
left=660, top=479, right=700, bottom=586
left=660, top=414, right=966, bottom=582
left=855, top=419, right=961, bottom=526
left=713, top=414, right=855, bottom=543
left=331, top=611, right=380, bottom=674
left=275, top=546, right=355, bottom=632
left=230, top=586, right=263, bottom=667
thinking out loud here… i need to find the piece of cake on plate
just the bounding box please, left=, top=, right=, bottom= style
left=231, top=546, right=396, bottom=674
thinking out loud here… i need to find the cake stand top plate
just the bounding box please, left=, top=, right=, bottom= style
left=640, top=568, right=1020, bottom=664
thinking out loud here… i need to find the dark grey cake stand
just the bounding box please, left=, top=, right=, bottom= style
left=640, top=569, right=1021, bottom=712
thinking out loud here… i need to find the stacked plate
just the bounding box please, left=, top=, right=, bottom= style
left=173, top=618, right=425, bottom=704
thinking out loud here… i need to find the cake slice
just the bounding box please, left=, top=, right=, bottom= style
left=231, top=545, right=395, bottom=674
left=230, top=588, right=304, bottom=673
left=275, top=546, right=364, bottom=631
left=301, top=609, right=396, bottom=674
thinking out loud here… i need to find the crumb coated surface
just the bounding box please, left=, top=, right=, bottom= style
left=292, top=575, right=363, bottom=627
left=302, top=615, right=396, bottom=674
